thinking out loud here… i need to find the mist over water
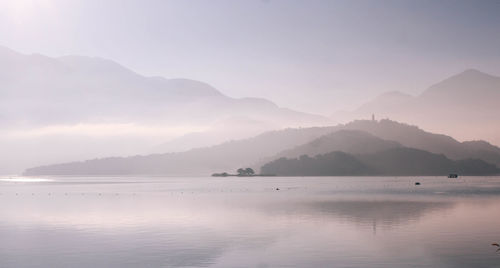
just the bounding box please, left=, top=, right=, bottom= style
left=2, top=176, right=500, bottom=268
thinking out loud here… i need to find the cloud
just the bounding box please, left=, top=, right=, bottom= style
left=1, top=123, right=209, bottom=139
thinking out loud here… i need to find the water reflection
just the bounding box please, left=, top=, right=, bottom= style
left=306, top=199, right=454, bottom=227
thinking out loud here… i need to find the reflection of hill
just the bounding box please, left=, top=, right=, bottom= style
left=307, top=200, right=454, bottom=226
left=263, top=197, right=455, bottom=228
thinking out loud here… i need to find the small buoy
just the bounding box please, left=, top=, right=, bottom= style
left=415, top=182, right=421, bottom=185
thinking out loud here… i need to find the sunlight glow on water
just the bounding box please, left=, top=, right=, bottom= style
left=0, top=176, right=53, bottom=182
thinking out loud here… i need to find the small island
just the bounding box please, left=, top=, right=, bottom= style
left=212, top=168, right=275, bottom=177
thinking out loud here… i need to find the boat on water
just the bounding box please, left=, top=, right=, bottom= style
left=448, top=173, right=458, bottom=178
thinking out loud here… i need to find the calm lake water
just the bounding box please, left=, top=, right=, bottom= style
left=1, top=176, right=500, bottom=268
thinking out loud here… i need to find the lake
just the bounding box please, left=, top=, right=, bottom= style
left=1, top=176, right=500, bottom=267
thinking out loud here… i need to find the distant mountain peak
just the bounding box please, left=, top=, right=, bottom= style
left=442, top=68, right=500, bottom=82
left=0, top=45, right=24, bottom=60
left=459, top=68, right=492, bottom=77
left=420, top=68, right=500, bottom=99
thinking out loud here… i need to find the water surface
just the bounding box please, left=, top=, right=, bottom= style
left=1, top=176, right=500, bottom=267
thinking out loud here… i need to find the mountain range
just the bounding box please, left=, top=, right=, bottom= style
left=0, top=45, right=325, bottom=127
left=0, top=46, right=328, bottom=174
left=335, top=69, right=500, bottom=146
left=24, top=119, right=500, bottom=176
left=3, top=45, right=500, bottom=175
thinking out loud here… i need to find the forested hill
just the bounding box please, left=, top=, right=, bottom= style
left=260, top=148, right=500, bottom=176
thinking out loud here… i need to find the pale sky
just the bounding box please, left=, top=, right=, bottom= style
left=1, top=0, right=500, bottom=114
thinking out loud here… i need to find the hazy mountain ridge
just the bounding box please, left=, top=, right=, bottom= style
left=24, top=120, right=500, bottom=176
left=24, top=126, right=339, bottom=176
left=259, top=119, right=500, bottom=167
left=335, top=69, right=500, bottom=146
left=0, top=46, right=329, bottom=174
left=0, top=45, right=326, bottom=127
left=420, top=69, right=500, bottom=105
left=255, top=130, right=402, bottom=167
left=260, top=148, right=500, bottom=176
left=341, top=120, right=500, bottom=166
